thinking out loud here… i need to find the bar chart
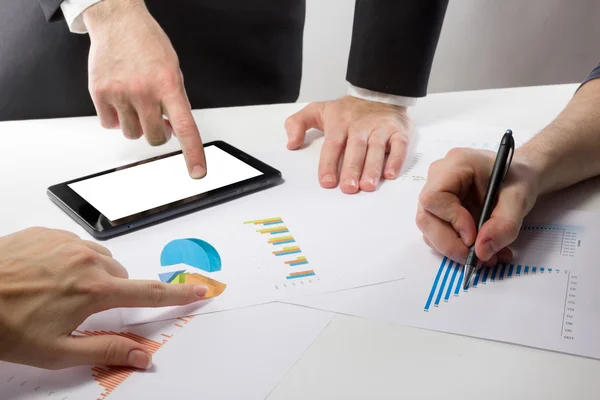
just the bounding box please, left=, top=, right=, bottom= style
left=0, top=316, right=197, bottom=399
left=424, top=257, right=569, bottom=312
left=244, top=217, right=317, bottom=284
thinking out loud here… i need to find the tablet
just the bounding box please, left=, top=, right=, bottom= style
left=47, top=141, right=282, bottom=239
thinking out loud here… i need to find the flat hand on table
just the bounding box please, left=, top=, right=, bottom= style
left=0, top=228, right=206, bottom=370
left=285, top=96, right=411, bottom=194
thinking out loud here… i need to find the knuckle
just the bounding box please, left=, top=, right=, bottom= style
left=159, top=68, right=182, bottom=91
left=418, top=189, right=437, bottom=208
left=304, top=101, right=323, bottom=116
left=391, top=132, right=410, bottom=147
left=112, top=90, right=129, bottom=108
left=71, top=246, right=101, bottom=266
left=95, top=81, right=124, bottom=100
left=183, top=146, right=204, bottom=163
left=345, top=164, right=363, bottom=176
left=148, top=282, right=168, bottom=304
left=364, top=167, right=381, bottom=180
left=415, top=210, right=429, bottom=231
left=90, top=82, right=109, bottom=98
left=367, top=132, right=386, bottom=147
left=440, top=242, right=459, bottom=260
left=171, top=114, right=196, bottom=134
left=499, top=218, right=522, bottom=241
left=284, top=115, right=298, bottom=128
left=128, top=79, right=150, bottom=99
left=427, top=159, right=441, bottom=176
left=102, top=340, right=120, bottom=365
left=70, top=278, right=115, bottom=301
left=325, top=135, right=347, bottom=148
left=348, top=132, right=369, bottom=147
left=446, top=147, right=467, bottom=159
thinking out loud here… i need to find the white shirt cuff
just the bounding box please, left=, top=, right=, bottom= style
left=347, top=83, right=418, bottom=107
left=60, top=0, right=103, bottom=34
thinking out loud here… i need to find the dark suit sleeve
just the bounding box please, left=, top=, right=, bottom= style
left=346, top=0, right=449, bottom=98
left=38, top=0, right=65, bottom=22
left=581, top=63, right=600, bottom=87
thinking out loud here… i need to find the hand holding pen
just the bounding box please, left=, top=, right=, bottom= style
left=416, top=130, right=542, bottom=277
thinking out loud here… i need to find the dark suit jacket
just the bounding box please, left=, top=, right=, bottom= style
left=0, top=0, right=447, bottom=121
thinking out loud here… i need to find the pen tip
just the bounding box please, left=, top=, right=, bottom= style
left=505, top=129, right=513, bottom=135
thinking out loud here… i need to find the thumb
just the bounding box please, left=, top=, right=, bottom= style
left=284, top=102, right=324, bottom=150
left=60, top=334, right=154, bottom=369
left=475, top=190, right=526, bottom=262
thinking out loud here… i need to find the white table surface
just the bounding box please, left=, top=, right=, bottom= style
left=2, top=83, right=600, bottom=399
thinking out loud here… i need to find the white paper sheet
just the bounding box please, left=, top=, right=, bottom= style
left=288, top=208, right=600, bottom=359
left=0, top=303, right=334, bottom=400
left=115, top=122, right=533, bottom=325
left=116, top=194, right=410, bottom=324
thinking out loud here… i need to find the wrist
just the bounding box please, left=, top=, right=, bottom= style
left=83, top=0, right=146, bottom=36
left=513, top=145, right=551, bottom=197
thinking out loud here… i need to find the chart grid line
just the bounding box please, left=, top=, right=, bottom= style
left=561, top=270, right=571, bottom=337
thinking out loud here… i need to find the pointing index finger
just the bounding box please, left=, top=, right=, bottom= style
left=162, top=91, right=206, bottom=179
left=110, top=279, right=208, bottom=309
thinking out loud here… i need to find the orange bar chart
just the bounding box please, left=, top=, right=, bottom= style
left=75, top=315, right=197, bottom=398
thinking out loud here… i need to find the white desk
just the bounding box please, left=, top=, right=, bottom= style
left=270, top=83, right=600, bottom=400
left=2, top=83, right=600, bottom=399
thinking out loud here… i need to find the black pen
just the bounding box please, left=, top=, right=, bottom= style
left=463, top=130, right=515, bottom=289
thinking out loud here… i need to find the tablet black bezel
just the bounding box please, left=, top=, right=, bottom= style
left=47, top=141, right=282, bottom=239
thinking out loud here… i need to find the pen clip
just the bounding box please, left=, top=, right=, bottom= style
left=501, top=133, right=515, bottom=182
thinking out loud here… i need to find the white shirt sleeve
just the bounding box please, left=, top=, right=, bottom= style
left=60, top=0, right=103, bottom=34
left=347, top=82, right=418, bottom=107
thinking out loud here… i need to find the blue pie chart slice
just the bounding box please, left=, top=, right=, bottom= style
left=160, top=239, right=222, bottom=273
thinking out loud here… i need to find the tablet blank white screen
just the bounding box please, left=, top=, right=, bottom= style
left=69, top=146, right=262, bottom=221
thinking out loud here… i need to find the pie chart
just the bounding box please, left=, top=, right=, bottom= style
left=160, top=238, right=222, bottom=273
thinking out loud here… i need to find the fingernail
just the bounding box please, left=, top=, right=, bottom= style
left=322, top=174, right=336, bottom=184
left=344, top=178, right=357, bottom=188
left=194, top=284, right=209, bottom=298
left=128, top=350, right=152, bottom=369
left=458, top=230, right=469, bottom=245
left=361, top=177, right=378, bottom=188
left=386, top=168, right=397, bottom=178
left=482, top=240, right=498, bottom=259
left=191, top=166, right=206, bottom=179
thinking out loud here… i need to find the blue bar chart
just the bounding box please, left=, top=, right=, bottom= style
left=424, top=257, right=569, bottom=311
